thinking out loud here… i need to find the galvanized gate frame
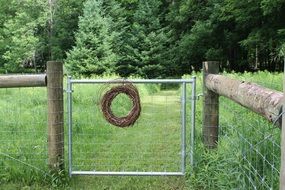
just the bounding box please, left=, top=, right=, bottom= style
left=67, top=77, right=196, bottom=176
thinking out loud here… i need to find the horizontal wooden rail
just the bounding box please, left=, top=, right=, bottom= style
left=206, top=74, right=283, bottom=127
left=0, top=74, right=46, bottom=88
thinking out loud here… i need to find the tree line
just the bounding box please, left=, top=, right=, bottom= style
left=0, top=0, right=284, bottom=77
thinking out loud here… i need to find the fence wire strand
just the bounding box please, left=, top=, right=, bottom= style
left=218, top=72, right=282, bottom=189
left=0, top=87, right=48, bottom=181
left=70, top=82, right=194, bottom=174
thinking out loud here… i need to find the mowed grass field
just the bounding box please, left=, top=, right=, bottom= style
left=0, top=71, right=283, bottom=189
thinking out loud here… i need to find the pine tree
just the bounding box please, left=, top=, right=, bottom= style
left=65, top=0, right=118, bottom=76
left=116, top=0, right=169, bottom=78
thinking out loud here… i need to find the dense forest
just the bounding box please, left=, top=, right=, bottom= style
left=0, top=0, right=284, bottom=77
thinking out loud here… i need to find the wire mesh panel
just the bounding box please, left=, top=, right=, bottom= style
left=219, top=72, right=282, bottom=190
left=67, top=79, right=196, bottom=176
left=0, top=87, right=48, bottom=182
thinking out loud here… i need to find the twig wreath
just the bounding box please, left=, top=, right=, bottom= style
left=101, top=83, right=141, bottom=128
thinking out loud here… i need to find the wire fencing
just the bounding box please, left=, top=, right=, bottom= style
left=67, top=80, right=196, bottom=176
left=218, top=72, right=282, bottom=189
left=0, top=87, right=48, bottom=182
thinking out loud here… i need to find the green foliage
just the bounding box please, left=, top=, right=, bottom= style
left=174, top=20, right=214, bottom=72
left=261, top=0, right=285, bottom=15
left=0, top=0, right=285, bottom=75
left=205, top=48, right=224, bottom=61
left=65, top=0, right=118, bottom=76
left=50, top=0, right=85, bottom=61
left=0, top=0, right=85, bottom=73
left=0, top=72, right=282, bottom=189
left=116, top=0, right=169, bottom=78
left=0, top=0, right=48, bottom=73
left=183, top=71, right=281, bottom=189
left=279, top=43, right=285, bottom=58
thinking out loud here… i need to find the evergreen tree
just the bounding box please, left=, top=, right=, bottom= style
left=65, top=0, right=118, bottom=76
left=0, top=0, right=284, bottom=74
left=117, top=0, right=169, bottom=78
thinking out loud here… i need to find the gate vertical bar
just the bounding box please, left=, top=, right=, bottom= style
left=190, top=76, right=196, bottom=167
left=67, top=76, right=73, bottom=177
left=181, top=82, right=187, bottom=173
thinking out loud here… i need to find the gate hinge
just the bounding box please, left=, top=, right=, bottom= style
left=64, top=89, right=74, bottom=93
left=192, top=93, right=204, bottom=100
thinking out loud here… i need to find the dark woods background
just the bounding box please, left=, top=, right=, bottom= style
left=0, top=0, right=284, bottom=77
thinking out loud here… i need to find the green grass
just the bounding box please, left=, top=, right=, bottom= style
left=0, top=72, right=282, bottom=189
left=70, top=83, right=184, bottom=182
left=183, top=71, right=281, bottom=190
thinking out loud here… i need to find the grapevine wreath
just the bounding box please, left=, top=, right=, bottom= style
left=101, top=83, right=141, bottom=128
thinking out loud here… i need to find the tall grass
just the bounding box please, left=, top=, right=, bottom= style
left=184, top=71, right=281, bottom=189
left=0, top=72, right=282, bottom=189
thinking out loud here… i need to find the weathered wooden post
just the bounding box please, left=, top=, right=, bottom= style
left=47, top=61, right=64, bottom=170
left=280, top=61, right=285, bottom=190
left=203, top=61, right=219, bottom=148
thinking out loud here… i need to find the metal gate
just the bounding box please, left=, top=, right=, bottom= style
left=67, top=77, right=196, bottom=176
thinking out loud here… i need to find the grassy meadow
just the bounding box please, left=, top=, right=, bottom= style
left=0, top=71, right=283, bottom=189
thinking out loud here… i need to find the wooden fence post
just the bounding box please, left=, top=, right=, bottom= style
left=203, top=61, right=219, bottom=148
left=280, top=61, right=285, bottom=190
left=47, top=61, right=64, bottom=170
